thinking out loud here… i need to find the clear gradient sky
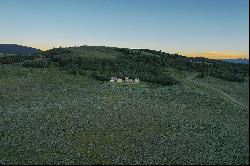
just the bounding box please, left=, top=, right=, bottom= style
left=0, top=0, right=249, bottom=59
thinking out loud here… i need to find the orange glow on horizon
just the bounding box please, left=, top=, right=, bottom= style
left=181, top=51, right=249, bottom=59
left=38, top=46, right=52, bottom=51
left=35, top=45, right=249, bottom=60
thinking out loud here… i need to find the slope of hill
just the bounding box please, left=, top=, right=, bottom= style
left=0, top=64, right=248, bottom=165
left=0, top=45, right=248, bottom=84
left=41, top=46, right=249, bottom=84
left=0, top=44, right=41, bottom=55
left=0, top=45, right=249, bottom=164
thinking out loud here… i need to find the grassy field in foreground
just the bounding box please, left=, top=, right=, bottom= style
left=193, top=76, right=249, bottom=107
left=0, top=64, right=249, bottom=165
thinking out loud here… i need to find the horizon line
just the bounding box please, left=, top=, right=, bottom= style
left=1, top=43, right=249, bottom=60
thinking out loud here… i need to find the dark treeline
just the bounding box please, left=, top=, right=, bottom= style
left=0, top=55, right=35, bottom=64
left=189, top=57, right=249, bottom=82
left=21, top=58, right=56, bottom=68
left=42, top=47, right=248, bottom=84
left=43, top=48, right=179, bottom=86
left=1, top=46, right=248, bottom=85
left=143, top=49, right=248, bottom=82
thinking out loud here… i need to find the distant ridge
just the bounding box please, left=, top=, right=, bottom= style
left=221, top=58, right=249, bottom=64
left=0, top=44, right=41, bottom=55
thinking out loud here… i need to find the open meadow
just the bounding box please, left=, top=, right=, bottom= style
left=0, top=64, right=248, bottom=164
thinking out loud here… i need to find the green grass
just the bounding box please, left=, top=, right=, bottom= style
left=0, top=64, right=249, bottom=165
left=193, top=76, right=249, bottom=106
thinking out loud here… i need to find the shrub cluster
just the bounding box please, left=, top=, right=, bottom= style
left=21, top=59, right=56, bottom=68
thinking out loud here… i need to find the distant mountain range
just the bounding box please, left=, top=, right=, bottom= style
left=0, top=44, right=41, bottom=55
left=221, top=58, right=249, bottom=64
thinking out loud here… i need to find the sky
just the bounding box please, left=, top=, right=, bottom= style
left=0, top=0, right=249, bottom=59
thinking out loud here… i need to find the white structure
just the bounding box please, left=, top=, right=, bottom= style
left=110, top=76, right=139, bottom=84
left=124, top=76, right=132, bottom=83
left=134, top=78, right=140, bottom=83
left=127, top=79, right=133, bottom=83
left=110, top=76, right=117, bottom=82
left=117, top=78, right=123, bottom=83
left=125, top=76, right=129, bottom=82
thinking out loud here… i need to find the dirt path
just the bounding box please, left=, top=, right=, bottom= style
left=185, top=74, right=249, bottom=110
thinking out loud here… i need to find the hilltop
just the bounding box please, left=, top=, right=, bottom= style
left=41, top=45, right=249, bottom=84
left=1, top=45, right=248, bottom=84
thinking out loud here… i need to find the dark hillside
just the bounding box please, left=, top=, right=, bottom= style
left=42, top=46, right=249, bottom=83
left=221, top=58, right=249, bottom=64
left=0, top=44, right=41, bottom=55
left=0, top=45, right=248, bottom=84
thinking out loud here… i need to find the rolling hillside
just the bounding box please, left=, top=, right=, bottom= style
left=42, top=46, right=249, bottom=84
left=0, top=45, right=249, bottom=164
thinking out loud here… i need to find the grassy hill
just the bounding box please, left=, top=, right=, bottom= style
left=0, top=45, right=249, bottom=164
left=41, top=46, right=249, bottom=85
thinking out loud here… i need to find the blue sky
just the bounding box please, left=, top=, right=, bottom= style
left=0, top=0, right=249, bottom=58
